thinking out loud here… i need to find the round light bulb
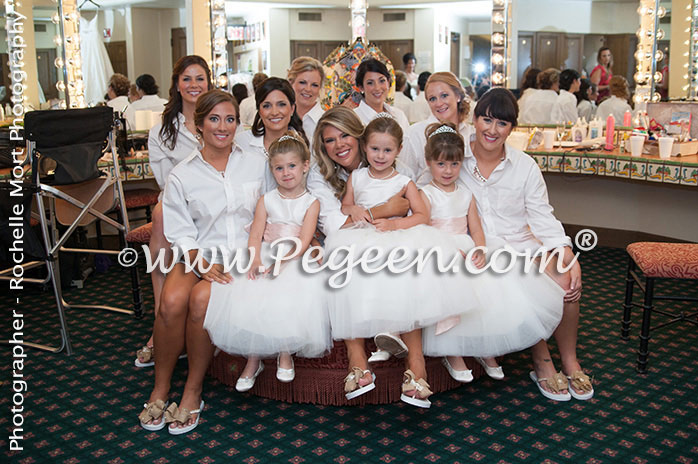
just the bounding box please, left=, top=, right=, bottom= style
left=56, top=81, right=66, bottom=92
left=54, top=57, right=64, bottom=68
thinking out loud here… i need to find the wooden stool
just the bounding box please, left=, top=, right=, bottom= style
left=621, top=242, right=698, bottom=373
left=125, top=222, right=153, bottom=318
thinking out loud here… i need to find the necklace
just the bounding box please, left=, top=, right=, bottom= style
left=473, top=164, right=488, bottom=183
left=367, top=167, right=395, bottom=180
left=430, top=180, right=457, bottom=194
left=278, top=189, right=307, bottom=200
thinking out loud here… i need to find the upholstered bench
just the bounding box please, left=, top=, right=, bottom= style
left=209, top=344, right=481, bottom=405
left=124, top=222, right=153, bottom=319
left=124, top=188, right=159, bottom=223
left=621, top=242, right=698, bottom=373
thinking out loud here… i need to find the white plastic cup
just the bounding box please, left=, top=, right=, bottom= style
left=658, top=136, right=674, bottom=159
left=543, top=130, right=555, bottom=150
left=630, top=135, right=645, bottom=157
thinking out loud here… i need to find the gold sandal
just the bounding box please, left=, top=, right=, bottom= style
left=529, top=370, right=571, bottom=401
left=344, top=367, right=376, bottom=400
left=165, top=400, right=205, bottom=435
left=567, top=370, right=594, bottom=400
left=139, top=399, right=168, bottom=431
left=400, top=369, right=432, bottom=408
left=135, top=345, right=154, bottom=368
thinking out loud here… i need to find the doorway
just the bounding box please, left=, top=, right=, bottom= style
left=171, top=28, right=187, bottom=67
left=450, top=32, right=461, bottom=77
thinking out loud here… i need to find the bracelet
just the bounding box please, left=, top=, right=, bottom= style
left=367, top=207, right=374, bottom=221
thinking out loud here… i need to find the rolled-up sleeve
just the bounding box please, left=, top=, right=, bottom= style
left=307, top=167, right=348, bottom=236
left=524, top=165, right=572, bottom=252
left=162, top=173, right=199, bottom=258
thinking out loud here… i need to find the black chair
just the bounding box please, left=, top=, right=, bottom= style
left=1, top=107, right=142, bottom=355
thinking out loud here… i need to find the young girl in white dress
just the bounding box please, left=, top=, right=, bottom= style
left=419, top=122, right=565, bottom=381
left=203, top=131, right=330, bottom=393
left=325, top=115, right=474, bottom=408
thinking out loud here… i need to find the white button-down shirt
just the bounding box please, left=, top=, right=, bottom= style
left=238, top=96, right=257, bottom=128
left=519, top=89, right=558, bottom=125
left=517, top=88, right=536, bottom=125
left=596, top=95, right=631, bottom=125
left=402, top=114, right=474, bottom=184
left=301, top=102, right=325, bottom=146
left=458, top=136, right=571, bottom=253
left=162, top=145, right=274, bottom=264
left=148, top=113, right=201, bottom=190
left=551, top=89, right=578, bottom=124
left=408, top=92, right=432, bottom=124
left=123, top=94, right=168, bottom=130
left=235, top=129, right=267, bottom=158
left=354, top=99, right=410, bottom=133
left=392, top=92, right=413, bottom=118
left=577, top=100, right=596, bottom=122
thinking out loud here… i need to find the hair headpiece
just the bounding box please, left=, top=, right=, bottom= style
left=374, top=112, right=395, bottom=120
left=428, top=125, right=458, bottom=138
left=278, top=134, right=301, bottom=143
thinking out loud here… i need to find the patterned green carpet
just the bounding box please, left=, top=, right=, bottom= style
left=2, top=246, right=696, bottom=463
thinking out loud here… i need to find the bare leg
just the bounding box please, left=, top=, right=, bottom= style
left=402, top=330, right=426, bottom=380
left=240, top=357, right=262, bottom=378
left=446, top=356, right=470, bottom=371
left=169, top=280, right=215, bottom=430
left=142, top=264, right=199, bottom=426
left=278, top=352, right=293, bottom=370
left=137, top=202, right=171, bottom=363
left=530, top=339, right=568, bottom=395
left=344, top=339, right=372, bottom=385
left=481, top=357, right=500, bottom=368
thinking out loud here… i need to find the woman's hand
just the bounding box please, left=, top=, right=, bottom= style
left=201, top=262, right=233, bottom=284
left=382, top=186, right=410, bottom=218
left=471, top=249, right=486, bottom=269
left=344, top=205, right=371, bottom=223
left=564, top=260, right=583, bottom=303
left=247, top=257, right=264, bottom=280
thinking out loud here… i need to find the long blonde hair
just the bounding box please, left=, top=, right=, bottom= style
left=312, top=107, right=366, bottom=199
left=425, top=72, right=470, bottom=124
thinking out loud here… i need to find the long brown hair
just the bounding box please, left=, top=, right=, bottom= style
left=159, top=55, right=212, bottom=150
left=193, top=90, right=239, bottom=137
left=313, top=107, right=366, bottom=199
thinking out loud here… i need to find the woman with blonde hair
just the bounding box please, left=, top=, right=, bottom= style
left=307, top=107, right=411, bottom=399
left=402, top=71, right=473, bottom=183
left=288, top=56, right=325, bottom=142
left=595, top=75, right=631, bottom=123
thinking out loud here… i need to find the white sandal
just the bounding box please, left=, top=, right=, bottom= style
left=344, top=367, right=376, bottom=400
left=166, top=400, right=205, bottom=435
left=400, top=369, right=432, bottom=408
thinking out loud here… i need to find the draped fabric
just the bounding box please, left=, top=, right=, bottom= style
left=80, top=15, right=114, bottom=106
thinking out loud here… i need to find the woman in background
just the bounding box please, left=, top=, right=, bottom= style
left=590, top=47, right=613, bottom=103
left=287, top=56, right=325, bottom=143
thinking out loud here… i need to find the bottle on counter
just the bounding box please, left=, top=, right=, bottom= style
left=589, top=117, right=603, bottom=140
left=571, top=118, right=586, bottom=143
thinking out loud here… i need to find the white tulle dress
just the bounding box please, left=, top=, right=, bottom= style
left=419, top=182, right=565, bottom=357
left=203, top=189, right=331, bottom=358
left=324, top=168, right=477, bottom=340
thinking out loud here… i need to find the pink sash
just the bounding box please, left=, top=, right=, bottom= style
left=431, top=216, right=468, bottom=235
left=262, top=222, right=302, bottom=242
left=431, top=216, right=468, bottom=335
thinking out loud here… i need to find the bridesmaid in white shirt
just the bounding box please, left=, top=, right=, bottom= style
left=136, top=55, right=212, bottom=368
left=287, top=56, right=325, bottom=144
left=402, top=71, right=473, bottom=183
left=236, top=77, right=307, bottom=158
left=139, top=89, right=272, bottom=435
left=460, top=88, right=593, bottom=402
left=519, top=68, right=559, bottom=125
left=353, top=58, right=410, bottom=133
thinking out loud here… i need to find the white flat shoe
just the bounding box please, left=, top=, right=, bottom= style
left=374, top=333, right=408, bottom=358
left=441, top=357, right=473, bottom=383
left=475, top=357, right=505, bottom=380
left=276, top=355, right=295, bottom=383
left=367, top=350, right=391, bottom=363
left=236, top=361, right=264, bottom=392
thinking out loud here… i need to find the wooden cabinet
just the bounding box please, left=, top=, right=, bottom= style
left=531, top=32, right=583, bottom=71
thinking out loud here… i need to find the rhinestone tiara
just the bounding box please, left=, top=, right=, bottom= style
left=428, top=125, right=458, bottom=138
left=374, top=112, right=395, bottom=120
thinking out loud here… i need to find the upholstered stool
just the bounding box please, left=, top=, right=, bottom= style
left=621, top=242, right=698, bottom=373
left=209, top=342, right=483, bottom=405
left=124, top=222, right=153, bottom=319
left=124, top=188, right=159, bottom=222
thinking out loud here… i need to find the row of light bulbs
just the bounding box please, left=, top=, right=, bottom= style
left=688, top=3, right=698, bottom=98
left=211, top=0, right=229, bottom=89
left=633, top=0, right=664, bottom=104
left=490, top=0, right=509, bottom=87
left=51, top=0, right=86, bottom=108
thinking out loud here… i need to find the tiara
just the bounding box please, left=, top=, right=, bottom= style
left=278, top=134, right=300, bottom=143
left=428, top=125, right=458, bottom=138
left=374, top=112, right=395, bottom=120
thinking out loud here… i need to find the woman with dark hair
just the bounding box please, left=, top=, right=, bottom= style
left=236, top=77, right=307, bottom=157
left=124, top=74, right=168, bottom=129
left=393, top=70, right=414, bottom=115
left=139, top=89, right=272, bottom=435
left=232, top=83, right=248, bottom=106
left=402, top=71, right=473, bottom=184
left=136, top=55, right=212, bottom=368
left=519, top=68, right=560, bottom=124
left=575, top=78, right=596, bottom=121
left=306, top=107, right=411, bottom=399
left=353, top=58, right=409, bottom=132
left=455, top=88, right=593, bottom=402
left=517, top=67, right=540, bottom=124
left=590, top=47, right=613, bottom=102
left=402, top=52, right=418, bottom=97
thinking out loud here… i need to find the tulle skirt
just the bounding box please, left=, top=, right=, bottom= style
left=422, top=239, right=565, bottom=357
left=203, top=244, right=331, bottom=358
left=324, top=223, right=480, bottom=340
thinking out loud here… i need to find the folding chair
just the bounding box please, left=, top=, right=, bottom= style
left=7, top=107, right=141, bottom=355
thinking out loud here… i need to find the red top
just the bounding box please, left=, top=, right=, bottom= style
left=592, top=64, right=612, bottom=102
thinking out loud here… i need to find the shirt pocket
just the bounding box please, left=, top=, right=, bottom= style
left=496, top=188, right=525, bottom=217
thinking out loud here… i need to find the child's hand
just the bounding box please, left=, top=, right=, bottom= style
left=373, top=218, right=395, bottom=232
left=344, top=205, right=371, bottom=223
left=471, top=249, right=486, bottom=269
left=201, top=262, right=233, bottom=284
left=247, top=257, right=264, bottom=280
